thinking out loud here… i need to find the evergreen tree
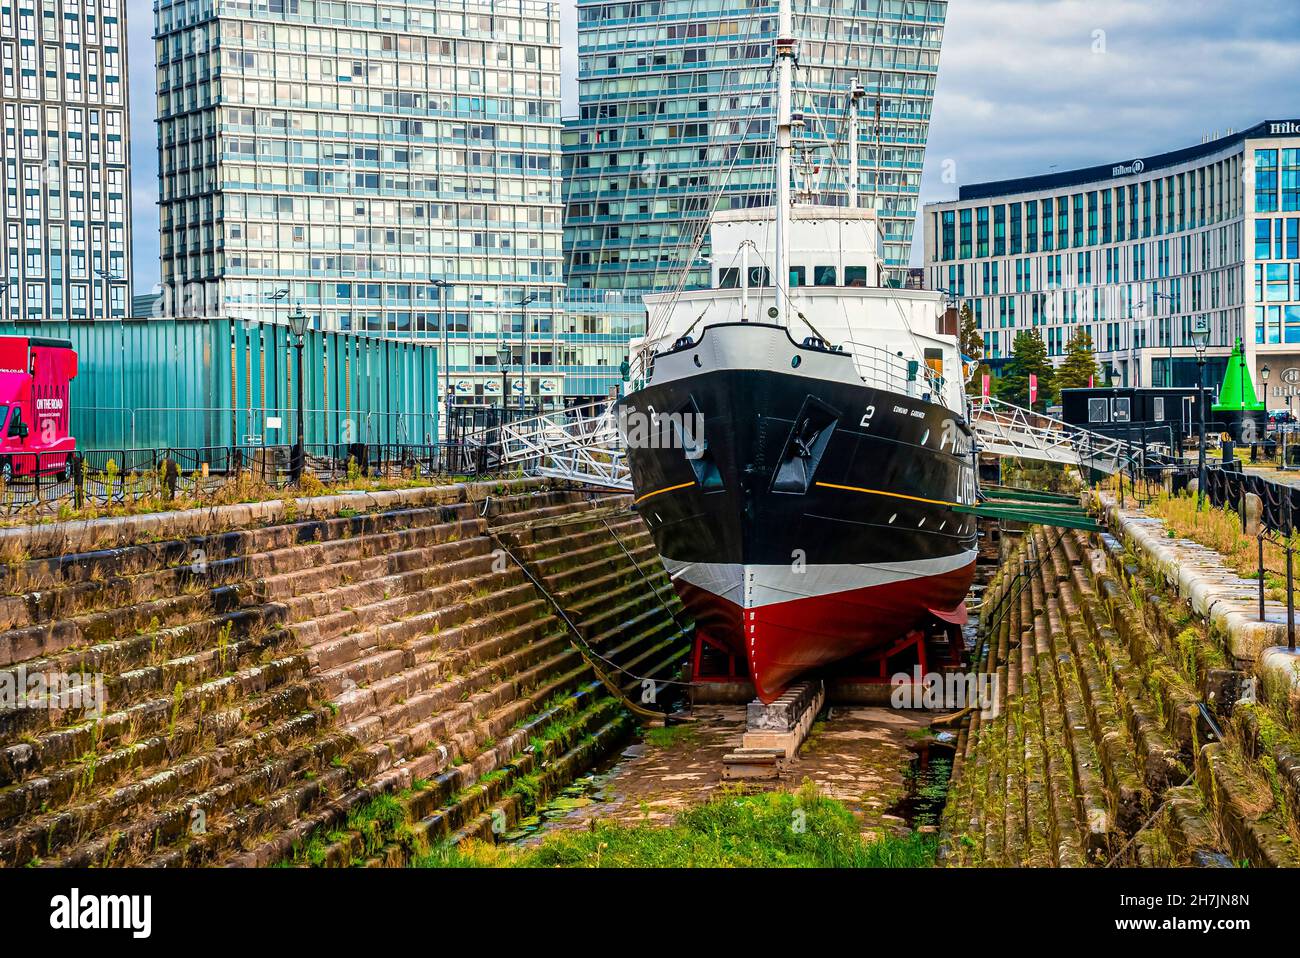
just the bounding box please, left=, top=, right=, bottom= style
left=997, top=329, right=1055, bottom=410
left=959, top=304, right=982, bottom=361
left=958, top=304, right=988, bottom=396
left=1056, top=330, right=1099, bottom=392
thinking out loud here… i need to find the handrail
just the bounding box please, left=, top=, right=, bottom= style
left=977, top=528, right=1068, bottom=668
left=486, top=529, right=685, bottom=722
left=840, top=339, right=945, bottom=400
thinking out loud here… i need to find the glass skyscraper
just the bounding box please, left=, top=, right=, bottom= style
left=155, top=0, right=566, bottom=409
left=562, top=0, right=949, bottom=294
left=1, top=0, right=132, bottom=321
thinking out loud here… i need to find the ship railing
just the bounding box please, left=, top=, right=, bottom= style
left=840, top=340, right=945, bottom=401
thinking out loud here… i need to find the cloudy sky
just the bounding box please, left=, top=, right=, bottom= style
left=126, top=0, right=1300, bottom=288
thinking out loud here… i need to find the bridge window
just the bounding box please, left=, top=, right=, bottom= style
left=845, top=266, right=868, bottom=287
left=814, top=265, right=837, bottom=287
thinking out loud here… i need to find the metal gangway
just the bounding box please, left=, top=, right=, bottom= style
left=474, top=395, right=1148, bottom=492
left=968, top=396, right=1145, bottom=475
left=472, top=400, right=631, bottom=490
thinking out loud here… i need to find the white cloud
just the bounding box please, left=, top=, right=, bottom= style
left=921, top=0, right=1300, bottom=220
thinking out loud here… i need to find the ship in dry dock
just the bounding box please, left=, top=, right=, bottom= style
left=619, top=0, right=978, bottom=703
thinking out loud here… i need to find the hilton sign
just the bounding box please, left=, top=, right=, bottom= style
left=1112, top=159, right=1146, bottom=178
left=1269, top=121, right=1300, bottom=136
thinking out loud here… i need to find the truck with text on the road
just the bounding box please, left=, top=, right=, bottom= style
left=0, top=336, right=78, bottom=483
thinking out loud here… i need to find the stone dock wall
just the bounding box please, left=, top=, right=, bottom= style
left=943, top=509, right=1300, bottom=868
left=0, top=479, right=690, bottom=867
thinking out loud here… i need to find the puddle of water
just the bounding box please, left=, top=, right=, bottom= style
left=501, top=741, right=635, bottom=844
left=884, top=740, right=955, bottom=830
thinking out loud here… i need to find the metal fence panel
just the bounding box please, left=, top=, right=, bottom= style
left=0, top=318, right=440, bottom=450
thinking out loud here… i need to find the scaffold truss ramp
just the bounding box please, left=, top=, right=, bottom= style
left=487, top=400, right=631, bottom=490
left=481, top=396, right=1137, bottom=491
left=969, top=396, right=1140, bottom=475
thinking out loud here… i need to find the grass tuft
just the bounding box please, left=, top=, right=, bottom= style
left=413, top=781, right=937, bottom=868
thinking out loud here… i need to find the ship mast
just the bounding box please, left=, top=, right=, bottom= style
left=848, top=78, right=865, bottom=209
left=774, top=0, right=795, bottom=325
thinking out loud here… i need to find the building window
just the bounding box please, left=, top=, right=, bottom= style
left=1257, top=149, right=1279, bottom=213
left=1283, top=149, right=1300, bottom=212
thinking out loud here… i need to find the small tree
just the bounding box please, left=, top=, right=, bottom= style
left=958, top=304, right=982, bottom=361
left=1056, top=330, right=1099, bottom=392
left=997, top=329, right=1055, bottom=411
left=958, top=304, right=989, bottom=396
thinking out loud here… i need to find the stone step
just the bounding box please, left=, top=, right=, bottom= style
left=0, top=485, right=584, bottom=634
left=30, top=628, right=586, bottom=868
left=542, top=541, right=661, bottom=595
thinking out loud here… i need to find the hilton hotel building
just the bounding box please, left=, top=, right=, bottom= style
left=923, top=120, right=1300, bottom=406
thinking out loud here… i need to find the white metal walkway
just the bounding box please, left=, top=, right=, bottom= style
left=476, top=400, right=631, bottom=490
left=968, top=397, right=1141, bottom=475
left=472, top=396, right=1142, bottom=491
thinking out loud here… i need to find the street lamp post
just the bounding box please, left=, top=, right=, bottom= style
left=517, top=293, right=537, bottom=413
left=1192, top=318, right=1211, bottom=510
left=497, top=344, right=511, bottom=464
left=431, top=279, right=454, bottom=442
left=1262, top=364, right=1274, bottom=463
left=288, top=307, right=309, bottom=482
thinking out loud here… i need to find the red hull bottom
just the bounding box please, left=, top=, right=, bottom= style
left=677, top=562, right=976, bottom=703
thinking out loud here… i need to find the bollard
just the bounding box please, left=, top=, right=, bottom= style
left=1289, top=544, right=1296, bottom=651
left=1260, top=534, right=1267, bottom=623
left=73, top=454, right=84, bottom=511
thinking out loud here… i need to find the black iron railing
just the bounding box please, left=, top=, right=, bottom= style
left=0, top=441, right=501, bottom=515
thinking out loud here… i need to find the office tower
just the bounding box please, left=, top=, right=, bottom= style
left=1, top=0, right=133, bottom=320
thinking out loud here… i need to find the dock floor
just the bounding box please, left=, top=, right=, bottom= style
left=519, top=705, right=950, bottom=840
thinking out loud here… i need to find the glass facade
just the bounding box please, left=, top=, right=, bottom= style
left=155, top=0, right=578, bottom=406
left=562, top=0, right=948, bottom=295
left=925, top=133, right=1257, bottom=388
left=1253, top=147, right=1300, bottom=346
left=1, top=0, right=132, bottom=321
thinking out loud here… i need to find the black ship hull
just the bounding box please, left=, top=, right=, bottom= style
left=622, top=324, right=978, bottom=702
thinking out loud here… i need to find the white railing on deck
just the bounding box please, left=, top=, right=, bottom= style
left=840, top=341, right=946, bottom=403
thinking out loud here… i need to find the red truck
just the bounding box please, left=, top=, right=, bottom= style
left=0, top=336, right=78, bottom=483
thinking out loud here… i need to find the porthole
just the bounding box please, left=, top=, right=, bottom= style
left=791, top=355, right=802, bottom=369
left=920, top=428, right=930, bottom=446
left=693, top=354, right=702, bottom=367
